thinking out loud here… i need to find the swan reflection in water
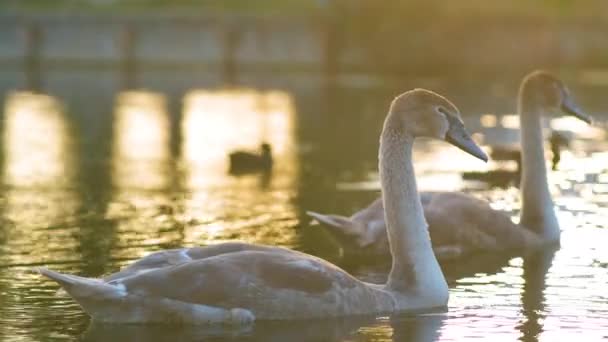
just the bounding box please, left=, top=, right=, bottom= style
left=517, top=247, right=557, bottom=342
left=82, top=312, right=446, bottom=342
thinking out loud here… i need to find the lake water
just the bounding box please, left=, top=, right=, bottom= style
left=0, top=69, right=607, bottom=341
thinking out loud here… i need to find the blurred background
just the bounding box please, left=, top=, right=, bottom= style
left=0, top=1, right=607, bottom=341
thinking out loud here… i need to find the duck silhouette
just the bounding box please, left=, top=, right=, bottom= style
left=228, top=143, right=273, bottom=174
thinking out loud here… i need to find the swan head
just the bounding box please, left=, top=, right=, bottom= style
left=522, top=70, right=593, bottom=123
left=389, top=89, right=488, bottom=162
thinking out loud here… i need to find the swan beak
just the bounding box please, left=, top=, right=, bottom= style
left=445, top=122, right=488, bottom=162
left=562, top=97, right=593, bottom=124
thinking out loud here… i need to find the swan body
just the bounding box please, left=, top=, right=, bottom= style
left=309, top=192, right=541, bottom=259
left=41, top=246, right=394, bottom=324
left=308, top=71, right=591, bottom=259
left=39, top=89, right=487, bottom=324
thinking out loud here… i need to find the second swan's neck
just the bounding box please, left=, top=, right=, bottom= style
left=379, top=123, right=448, bottom=305
left=518, top=93, right=560, bottom=242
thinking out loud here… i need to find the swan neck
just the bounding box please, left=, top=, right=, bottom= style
left=518, top=94, right=560, bottom=241
left=379, top=126, right=447, bottom=298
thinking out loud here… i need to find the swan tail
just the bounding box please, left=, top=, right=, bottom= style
left=39, top=268, right=122, bottom=298
left=306, top=211, right=365, bottom=238
left=39, top=268, right=256, bottom=325
left=38, top=268, right=130, bottom=322
left=307, top=211, right=353, bottom=229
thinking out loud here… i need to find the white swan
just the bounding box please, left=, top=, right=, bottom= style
left=38, top=89, right=487, bottom=324
left=307, top=71, right=592, bottom=259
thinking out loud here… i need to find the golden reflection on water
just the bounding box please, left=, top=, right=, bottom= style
left=480, top=114, right=498, bottom=128
left=112, top=91, right=171, bottom=191
left=180, top=89, right=299, bottom=246
left=108, top=91, right=178, bottom=261
left=1, top=85, right=606, bottom=341
left=182, top=89, right=296, bottom=187
left=1, top=92, right=79, bottom=266
left=3, top=92, right=74, bottom=188
left=105, top=89, right=300, bottom=263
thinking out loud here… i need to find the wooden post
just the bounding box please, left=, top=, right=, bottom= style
left=24, top=23, right=42, bottom=92
left=120, top=24, right=137, bottom=90
left=323, top=18, right=338, bottom=84
left=222, top=24, right=239, bottom=86
left=167, top=93, right=182, bottom=160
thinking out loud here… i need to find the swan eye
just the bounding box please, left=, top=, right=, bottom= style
left=436, top=106, right=449, bottom=117
left=552, top=82, right=561, bottom=92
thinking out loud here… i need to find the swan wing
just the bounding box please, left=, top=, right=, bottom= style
left=112, top=250, right=369, bottom=320
left=424, top=192, right=540, bottom=252
left=41, top=249, right=374, bottom=323
left=104, top=242, right=304, bottom=282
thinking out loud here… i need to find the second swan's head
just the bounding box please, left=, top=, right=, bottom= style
left=521, top=70, right=593, bottom=123
left=388, top=89, right=488, bottom=162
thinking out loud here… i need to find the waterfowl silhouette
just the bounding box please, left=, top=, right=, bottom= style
left=228, top=143, right=272, bottom=174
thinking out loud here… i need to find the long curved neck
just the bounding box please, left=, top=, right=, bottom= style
left=518, top=92, right=560, bottom=242
left=379, top=120, right=447, bottom=300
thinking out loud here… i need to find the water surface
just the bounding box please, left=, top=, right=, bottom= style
left=0, top=70, right=607, bottom=341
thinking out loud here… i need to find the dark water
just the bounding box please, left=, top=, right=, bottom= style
left=0, top=69, right=607, bottom=341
